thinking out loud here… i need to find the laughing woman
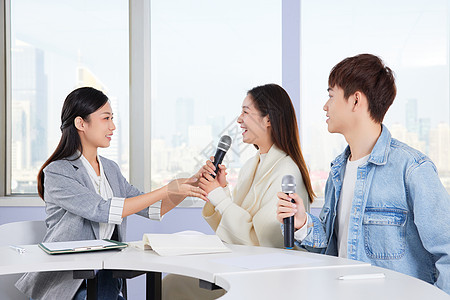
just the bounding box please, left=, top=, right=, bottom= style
left=15, top=87, right=207, bottom=300
left=162, top=83, right=315, bottom=299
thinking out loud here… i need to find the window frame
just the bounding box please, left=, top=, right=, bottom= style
left=0, top=0, right=154, bottom=205
left=0, top=0, right=322, bottom=208
left=0, top=0, right=6, bottom=198
left=0, top=0, right=138, bottom=205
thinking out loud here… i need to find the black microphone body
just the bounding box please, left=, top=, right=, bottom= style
left=282, top=175, right=296, bottom=249
left=211, top=135, right=232, bottom=179
left=212, top=150, right=226, bottom=178
left=283, top=202, right=295, bottom=249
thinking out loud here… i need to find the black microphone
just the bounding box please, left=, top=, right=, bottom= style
left=281, top=175, right=296, bottom=249
left=211, top=135, right=232, bottom=178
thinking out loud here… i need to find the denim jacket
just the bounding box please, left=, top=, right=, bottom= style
left=297, top=125, right=450, bottom=294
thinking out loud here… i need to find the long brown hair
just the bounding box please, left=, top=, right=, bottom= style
left=37, top=87, right=109, bottom=200
left=248, top=84, right=315, bottom=203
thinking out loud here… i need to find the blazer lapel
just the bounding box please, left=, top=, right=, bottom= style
left=100, top=156, right=125, bottom=241
left=100, top=156, right=122, bottom=197
left=67, top=154, right=101, bottom=239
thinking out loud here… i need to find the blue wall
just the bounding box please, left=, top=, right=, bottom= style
left=0, top=206, right=322, bottom=237
left=0, top=206, right=215, bottom=237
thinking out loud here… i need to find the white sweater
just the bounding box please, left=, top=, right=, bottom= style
left=202, top=145, right=310, bottom=248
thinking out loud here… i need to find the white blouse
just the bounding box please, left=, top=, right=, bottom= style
left=80, top=154, right=162, bottom=240
left=80, top=154, right=117, bottom=239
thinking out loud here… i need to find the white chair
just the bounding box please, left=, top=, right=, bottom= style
left=0, top=220, right=47, bottom=300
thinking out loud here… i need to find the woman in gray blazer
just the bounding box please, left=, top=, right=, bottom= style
left=15, top=87, right=207, bottom=300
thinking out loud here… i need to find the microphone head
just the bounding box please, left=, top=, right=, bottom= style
left=217, top=135, right=232, bottom=152
left=281, top=175, right=296, bottom=194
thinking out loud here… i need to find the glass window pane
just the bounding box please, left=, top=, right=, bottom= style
left=150, top=0, right=282, bottom=198
left=10, top=0, right=129, bottom=194
left=301, top=0, right=450, bottom=196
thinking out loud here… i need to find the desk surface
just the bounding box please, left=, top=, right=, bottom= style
left=0, top=243, right=447, bottom=299
left=216, top=265, right=450, bottom=300
left=0, top=244, right=116, bottom=275
left=103, top=244, right=369, bottom=283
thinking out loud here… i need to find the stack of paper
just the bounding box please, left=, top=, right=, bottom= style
left=131, top=231, right=231, bottom=256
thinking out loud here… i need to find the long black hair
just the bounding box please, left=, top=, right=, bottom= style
left=248, top=84, right=315, bottom=203
left=37, top=87, right=109, bottom=200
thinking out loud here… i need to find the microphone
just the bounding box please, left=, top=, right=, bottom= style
left=281, top=175, right=296, bottom=249
left=211, top=135, right=232, bottom=178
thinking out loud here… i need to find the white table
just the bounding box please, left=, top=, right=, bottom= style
left=0, top=244, right=112, bottom=275
left=0, top=244, right=119, bottom=299
left=1, top=244, right=448, bottom=299
left=103, top=244, right=369, bottom=284
left=215, top=265, right=450, bottom=299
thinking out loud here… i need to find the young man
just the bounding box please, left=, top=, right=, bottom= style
left=277, top=54, right=450, bottom=294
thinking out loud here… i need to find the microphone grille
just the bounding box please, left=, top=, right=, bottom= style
left=218, top=135, right=232, bottom=152
left=281, top=175, right=296, bottom=194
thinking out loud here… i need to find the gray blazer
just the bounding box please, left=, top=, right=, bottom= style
left=15, top=154, right=149, bottom=300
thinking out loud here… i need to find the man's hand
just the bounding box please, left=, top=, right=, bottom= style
left=276, top=192, right=307, bottom=230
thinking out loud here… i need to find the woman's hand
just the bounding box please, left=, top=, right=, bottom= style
left=276, top=192, right=307, bottom=230
left=167, top=177, right=208, bottom=202
left=195, top=156, right=228, bottom=188
left=194, top=156, right=215, bottom=180
left=214, top=163, right=228, bottom=188
left=157, top=177, right=208, bottom=216
left=198, top=172, right=222, bottom=195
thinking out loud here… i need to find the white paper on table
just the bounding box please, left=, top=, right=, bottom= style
left=212, top=253, right=320, bottom=270
left=128, top=231, right=208, bottom=251
left=127, top=240, right=148, bottom=250
left=142, top=233, right=231, bottom=256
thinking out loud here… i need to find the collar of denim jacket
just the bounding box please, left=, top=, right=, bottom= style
left=331, top=124, right=391, bottom=169
left=366, top=124, right=391, bottom=166
left=330, top=146, right=351, bottom=169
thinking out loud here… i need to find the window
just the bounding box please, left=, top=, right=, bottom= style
left=9, top=0, right=129, bottom=194
left=301, top=0, right=450, bottom=196
left=150, top=0, right=282, bottom=204
left=4, top=0, right=447, bottom=202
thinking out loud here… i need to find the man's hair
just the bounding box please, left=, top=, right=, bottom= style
left=328, top=54, right=396, bottom=123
